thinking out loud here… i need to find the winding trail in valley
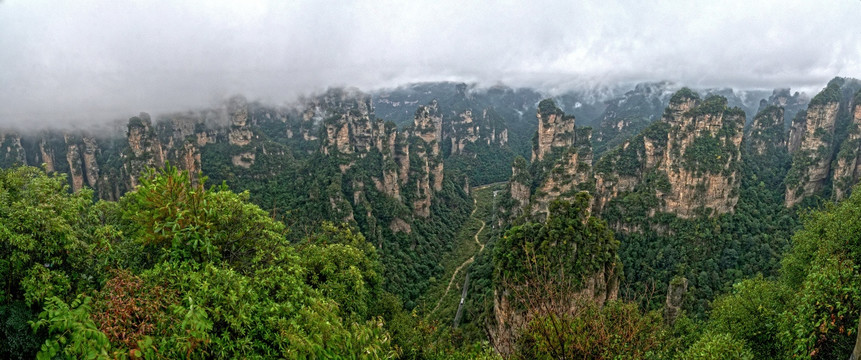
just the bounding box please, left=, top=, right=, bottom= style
left=428, top=183, right=497, bottom=316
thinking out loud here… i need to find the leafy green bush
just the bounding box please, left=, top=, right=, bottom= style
left=683, top=332, right=754, bottom=360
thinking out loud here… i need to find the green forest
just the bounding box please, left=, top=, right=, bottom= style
left=3, top=81, right=861, bottom=359
left=5, top=161, right=861, bottom=359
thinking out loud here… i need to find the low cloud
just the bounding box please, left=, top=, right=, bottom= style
left=1, top=0, right=859, bottom=127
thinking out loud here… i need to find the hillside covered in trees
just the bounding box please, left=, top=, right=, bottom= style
left=3, top=77, right=861, bottom=359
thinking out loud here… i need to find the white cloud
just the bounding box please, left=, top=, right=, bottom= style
left=0, top=0, right=859, bottom=126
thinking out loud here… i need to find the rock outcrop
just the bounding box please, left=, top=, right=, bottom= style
left=124, top=113, right=165, bottom=187
left=500, top=100, right=594, bottom=219
left=532, top=127, right=594, bottom=214
left=508, top=156, right=531, bottom=214
left=832, top=91, right=861, bottom=200
left=38, top=138, right=55, bottom=172
left=532, top=99, right=576, bottom=162
left=61, top=135, right=103, bottom=192
left=595, top=89, right=745, bottom=220
left=227, top=95, right=253, bottom=146
left=785, top=83, right=842, bottom=207
left=661, top=94, right=744, bottom=217
left=0, top=132, right=26, bottom=167
left=448, top=108, right=508, bottom=154
left=412, top=101, right=445, bottom=217
left=787, top=110, right=807, bottom=155
left=664, top=277, right=688, bottom=326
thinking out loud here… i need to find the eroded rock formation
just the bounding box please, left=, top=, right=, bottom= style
left=833, top=91, right=861, bottom=200
left=532, top=99, right=576, bottom=162
left=595, top=89, right=744, bottom=220
left=785, top=86, right=841, bottom=207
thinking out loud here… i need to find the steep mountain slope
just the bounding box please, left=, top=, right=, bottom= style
left=785, top=77, right=861, bottom=206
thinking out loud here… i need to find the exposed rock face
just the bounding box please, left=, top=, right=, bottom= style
left=501, top=100, right=594, bottom=219
left=413, top=100, right=443, bottom=157
left=231, top=151, right=255, bottom=168
left=450, top=110, right=478, bottom=154
left=664, top=277, right=688, bottom=326
left=228, top=95, right=253, bottom=146
left=64, top=136, right=84, bottom=192
left=39, top=139, right=54, bottom=172
left=61, top=135, right=102, bottom=192
left=787, top=110, right=807, bottom=155
left=658, top=93, right=745, bottom=218
left=448, top=108, right=508, bottom=154
left=532, top=99, right=576, bottom=162
left=533, top=127, right=594, bottom=214
left=321, top=94, right=384, bottom=156
left=81, top=137, right=100, bottom=188
left=595, top=89, right=745, bottom=220
left=782, top=78, right=861, bottom=205
left=0, top=132, right=26, bottom=167
left=785, top=97, right=840, bottom=207
left=124, top=113, right=165, bottom=187
left=412, top=101, right=445, bottom=217
left=833, top=94, right=861, bottom=200
left=389, top=217, right=412, bottom=234
left=508, top=156, right=531, bottom=215
left=318, top=91, right=410, bottom=201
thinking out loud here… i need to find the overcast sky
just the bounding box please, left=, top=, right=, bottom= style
left=1, top=0, right=859, bottom=126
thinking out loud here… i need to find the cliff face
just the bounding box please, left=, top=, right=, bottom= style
left=412, top=101, right=445, bottom=217
left=314, top=91, right=448, bottom=220
left=0, top=132, right=26, bottom=168
left=63, top=135, right=102, bottom=192
left=318, top=91, right=411, bottom=203
left=448, top=108, right=508, bottom=154
left=502, top=100, right=594, bottom=219
left=532, top=127, right=594, bottom=214
left=124, top=113, right=166, bottom=188
left=782, top=78, right=861, bottom=205
left=661, top=94, right=744, bottom=217
left=508, top=156, right=531, bottom=215
left=227, top=95, right=253, bottom=147
left=532, top=99, right=576, bottom=162
left=785, top=88, right=841, bottom=207
left=595, top=89, right=744, bottom=220
left=38, top=138, right=55, bottom=172
left=322, top=93, right=377, bottom=156
left=787, top=110, right=807, bottom=155
left=832, top=92, right=861, bottom=200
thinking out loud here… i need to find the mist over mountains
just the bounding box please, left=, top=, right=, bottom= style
left=6, top=2, right=861, bottom=358
left=1, top=0, right=859, bottom=126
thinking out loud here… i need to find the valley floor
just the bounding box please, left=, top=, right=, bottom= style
left=420, top=183, right=500, bottom=325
